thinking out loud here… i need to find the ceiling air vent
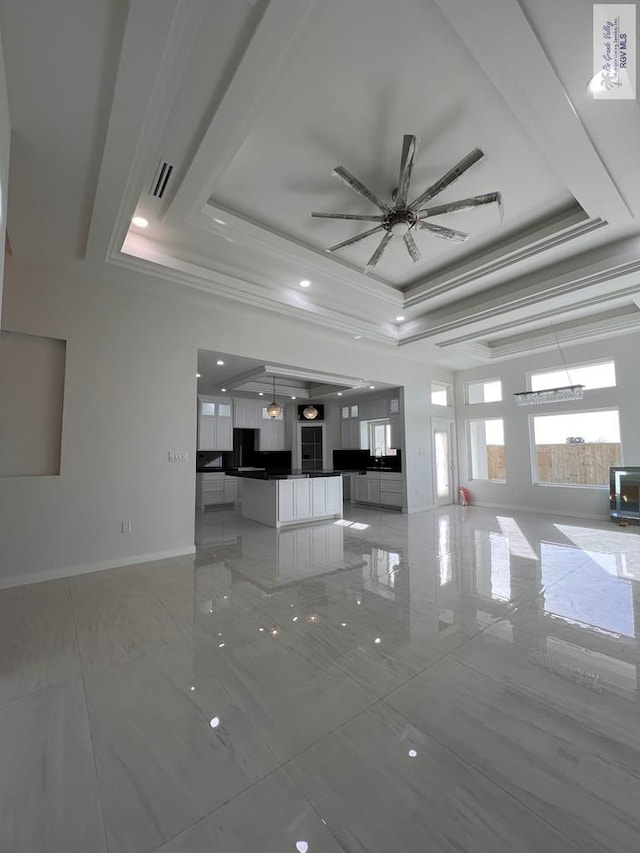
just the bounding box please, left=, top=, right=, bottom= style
left=150, top=160, right=173, bottom=199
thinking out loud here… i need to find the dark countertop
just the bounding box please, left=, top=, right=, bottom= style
left=197, top=467, right=402, bottom=475
left=235, top=469, right=354, bottom=480
left=196, top=467, right=265, bottom=474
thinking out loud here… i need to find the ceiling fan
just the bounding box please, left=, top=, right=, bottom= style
left=311, top=135, right=502, bottom=274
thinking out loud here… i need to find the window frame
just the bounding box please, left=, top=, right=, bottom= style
left=527, top=358, right=617, bottom=393
left=368, top=418, right=392, bottom=456
left=466, top=378, right=503, bottom=405
left=467, top=416, right=506, bottom=482
left=430, top=381, right=451, bottom=407
left=528, top=406, right=622, bottom=489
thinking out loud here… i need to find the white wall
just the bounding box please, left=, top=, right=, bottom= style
left=0, top=330, right=65, bottom=476
left=0, top=29, right=11, bottom=326
left=0, top=255, right=450, bottom=587
left=454, top=334, right=640, bottom=519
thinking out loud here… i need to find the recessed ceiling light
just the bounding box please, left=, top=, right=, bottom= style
left=213, top=218, right=226, bottom=226
left=337, top=392, right=342, bottom=396
left=369, top=385, right=375, bottom=390
left=299, top=279, right=311, bottom=288
left=131, top=216, right=148, bottom=228
left=291, top=396, right=297, bottom=400
left=395, top=315, right=405, bottom=322
left=354, top=335, right=362, bottom=340
left=196, top=373, right=201, bottom=378
left=221, top=388, right=227, bottom=392
left=258, top=392, right=264, bottom=396
left=216, top=360, right=224, bottom=365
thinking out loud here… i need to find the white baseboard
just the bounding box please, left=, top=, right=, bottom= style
left=465, top=500, right=608, bottom=522
left=405, top=503, right=436, bottom=514
left=0, top=545, right=197, bottom=590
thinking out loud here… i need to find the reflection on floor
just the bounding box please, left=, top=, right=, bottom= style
left=2, top=503, right=640, bottom=852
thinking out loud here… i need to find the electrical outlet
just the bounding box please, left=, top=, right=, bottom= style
left=168, top=451, right=189, bottom=462
left=121, top=520, right=132, bottom=534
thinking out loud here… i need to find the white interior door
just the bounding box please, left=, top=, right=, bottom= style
left=432, top=418, right=455, bottom=506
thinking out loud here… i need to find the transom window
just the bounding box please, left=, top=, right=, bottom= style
left=431, top=381, right=451, bottom=407
left=467, top=379, right=502, bottom=404
left=530, top=360, right=616, bottom=392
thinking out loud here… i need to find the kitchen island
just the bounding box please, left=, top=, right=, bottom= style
left=236, top=470, right=343, bottom=528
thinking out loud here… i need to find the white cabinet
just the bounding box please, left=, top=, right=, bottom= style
left=311, top=476, right=342, bottom=515
left=197, top=397, right=233, bottom=450
left=353, top=474, right=379, bottom=504
left=259, top=407, right=286, bottom=450
left=311, top=478, right=327, bottom=515
left=389, top=415, right=402, bottom=450
left=223, top=475, right=238, bottom=504
left=233, top=397, right=261, bottom=428
left=326, top=476, right=342, bottom=513
left=352, top=471, right=403, bottom=509
left=278, top=480, right=296, bottom=523
left=369, top=398, right=388, bottom=419
left=379, top=471, right=403, bottom=507
left=340, top=405, right=360, bottom=448
left=198, top=418, right=216, bottom=451
left=196, top=472, right=238, bottom=509
left=294, top=478, right=312, bottom=519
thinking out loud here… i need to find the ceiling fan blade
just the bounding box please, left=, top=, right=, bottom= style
left=311, top=212, right=385, bottom=221
left=409, top=148, right=485, bottom=210
left=332, top=166, right=390, bottom=213
left=419, top=221, right=468, bottom=242
left=364, top=231, right=393, bottom=273
left=327, top=225, right=384, bottom=253
left=403, top=231, right=421, bottom=263
left=395, top=134, right=418, bottom=209
left=418, top=191, right=501, bottom=218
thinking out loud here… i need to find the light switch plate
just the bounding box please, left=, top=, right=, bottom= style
left=168, top=451, right=189, bottom=462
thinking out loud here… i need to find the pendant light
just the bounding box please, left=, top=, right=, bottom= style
left=266, top=376, right=282, bottom=419
left=302, top=405, right=319, bottom=420
left=513, top=326, right=585, bottom=405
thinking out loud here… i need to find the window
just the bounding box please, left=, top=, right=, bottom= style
left=431, top=381, right=451, bottom=407
left=201, top=401, right=215, bottom=416
left=531, top=409, right=621, bottom=486
left=530, top=360, right=615, bottom=392
left=341, top=406, right=349, bottom=419
left=350, top=404, right=359, bottom=418
left=467, top=379, right=502, bottom=404
left=368, top=419, right=393, bottom=455
left=217, top=402, right=231, bottom=417
left=468, top=418, right=505, bottom=481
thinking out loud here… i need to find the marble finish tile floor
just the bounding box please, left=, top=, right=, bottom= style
left=1, top=503, right=639, bottom=851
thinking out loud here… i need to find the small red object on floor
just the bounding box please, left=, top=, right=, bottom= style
left=459, top=486, right=470, bottom=506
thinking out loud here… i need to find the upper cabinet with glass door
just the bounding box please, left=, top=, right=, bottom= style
left=197, top=396, right=233, bottom=450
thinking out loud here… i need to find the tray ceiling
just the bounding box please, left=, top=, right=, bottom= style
left=6, top=0, right=630, bottom=368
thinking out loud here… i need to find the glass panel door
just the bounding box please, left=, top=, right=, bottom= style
left=432, top=418, right=455, bottom=505
left=301, top=425, right=323, bottom=471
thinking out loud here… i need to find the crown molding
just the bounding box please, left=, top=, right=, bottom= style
left=113, top=241, right=397, bottom=344
left=194, top=206, right=402, bottom=307
left=483, top=310, right=640, bottom=358
left=403, top=209, right=604, bottom=308
left=400, top=241, right=640, bottom=345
